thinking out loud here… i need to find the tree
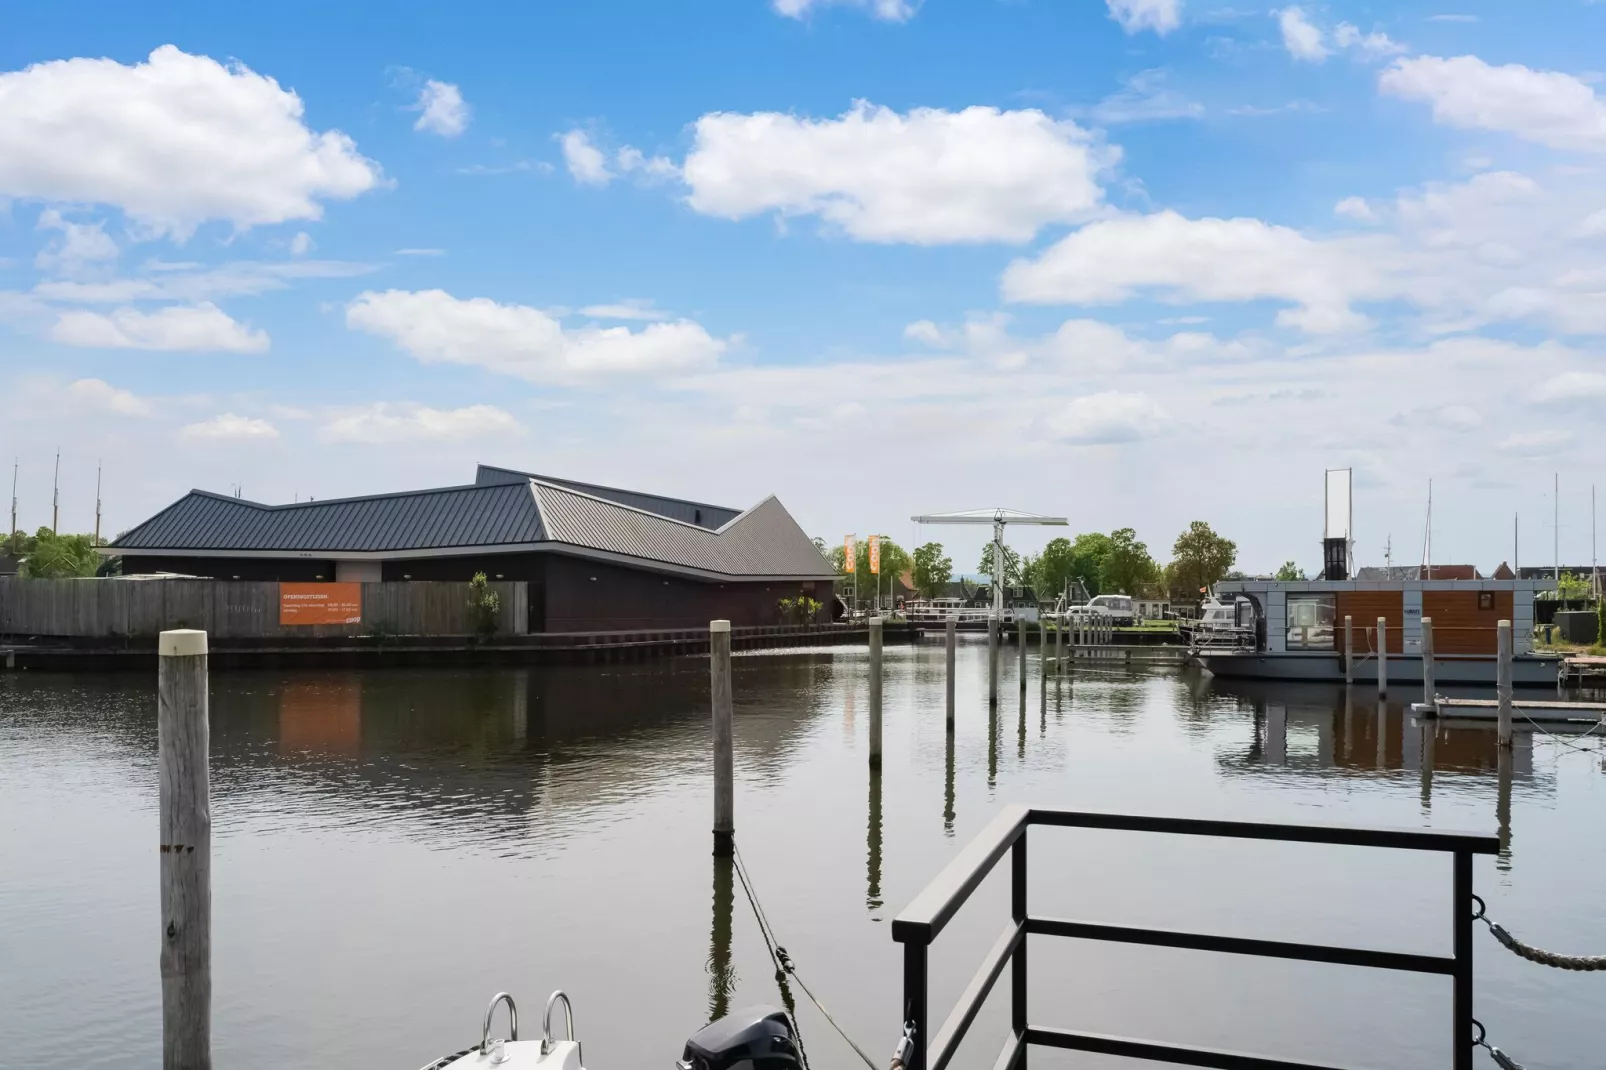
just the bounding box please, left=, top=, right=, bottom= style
left=1170, top=521, right=1238, bottom=598
left=911, top=542, right=953, bottom=598
left=19, top=527, right=100, bottom=578
left=3, top=529, right=37, bottom=557
left=1069, top=532, right=1113, bottom=597
left=1274, top=561, right=1307, bottom=581
left=1100, top=528, right=1159, bottom=596
left=833, top=536, right=913, bottom=597
left=1033, top=537, right=1078, bottom=600
left=978, top=543, right=1023, bottom=585
left=812, top=536, right=829, bottom=562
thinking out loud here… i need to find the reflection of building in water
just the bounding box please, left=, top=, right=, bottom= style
left=207, top=657, right=834, bottom=850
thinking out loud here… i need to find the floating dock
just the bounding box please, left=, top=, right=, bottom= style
left=1559, top=655, right=1606, bottom=688
left=1424, top=696, right=1606, bottom=725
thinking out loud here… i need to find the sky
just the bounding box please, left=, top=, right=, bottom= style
left=1, top=0, right=1603, bottom=575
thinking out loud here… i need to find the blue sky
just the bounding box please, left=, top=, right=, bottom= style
left=2, top=0, right=1603, bottom=573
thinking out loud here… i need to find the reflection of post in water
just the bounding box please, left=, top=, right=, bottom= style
left=1496, top=743, right=1514, bottom=868
left=708, top=852, right=736, bottom=1023
left=1018, top=682, right=1027, bottom=760
left=1418, top=720, right=1436, bottom=810
left=987, top=701, right=999, bottom=789
left=943, top=727, right=956, bottom=836
left=1266, top=704, right=1287, bottom=765
left=866, top=766, right=883, bottom=911
left=1375, top=700, right=1387, bottom=769
left=1342, top=688, right=1354, bottom=763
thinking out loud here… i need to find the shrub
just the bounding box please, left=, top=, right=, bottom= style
left=467, top=573, right=501, bottom=638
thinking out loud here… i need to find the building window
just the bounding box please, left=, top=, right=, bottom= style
left=1287, top=595, right=1335, bottom=650
left=1479, top=591, right=1494, bottom=610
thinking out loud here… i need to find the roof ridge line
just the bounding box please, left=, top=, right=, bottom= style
left=714, top=493, right=779, bottom=534
left=479, top=463, right=737, bottom=515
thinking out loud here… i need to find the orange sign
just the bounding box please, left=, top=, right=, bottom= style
left=869, top=535, right=881, bottom=574
left=844, top=536, right=856, bottom=573
left=279, top=582, right=362, bottom=625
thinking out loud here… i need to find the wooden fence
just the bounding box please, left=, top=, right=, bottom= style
left=0, top=579, right=528, bottom=639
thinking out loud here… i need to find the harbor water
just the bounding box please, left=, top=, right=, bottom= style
left=2, top=640, right=1602, bottom=1069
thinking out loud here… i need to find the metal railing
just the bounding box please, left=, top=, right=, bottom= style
left=891, top=805, right=1499, bottom=1070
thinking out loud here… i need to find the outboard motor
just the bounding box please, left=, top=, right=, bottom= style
left=677, top=1007, right=802, bottom=1070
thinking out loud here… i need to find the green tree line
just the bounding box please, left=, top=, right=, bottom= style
left=3, top=527, right=107, bottom=578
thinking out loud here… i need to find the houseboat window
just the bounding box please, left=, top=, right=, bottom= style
left=1286, top=594, right=1336, bottom=650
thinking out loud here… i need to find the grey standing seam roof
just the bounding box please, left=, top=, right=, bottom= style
left=111, top=471, right=835, bottom=579
left=475, top=464, right=739, bottom=529
left=112, top=483, right=545, bottom=553
left=531, top=481, right=835, bottom=578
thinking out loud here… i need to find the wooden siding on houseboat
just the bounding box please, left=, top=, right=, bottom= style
left=1334, top=590, right=1405, bottom=654
left=1422, top=590, right=1512, bottom=655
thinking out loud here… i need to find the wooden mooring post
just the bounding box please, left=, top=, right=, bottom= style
left=1377, top=617, right=1388, bottom=697
left=1054, top=612, right=1063, bottom=674
left=944, top=619, right=956, bottom=730
left=869, top=616, right=884, bottom=767
left=1421, top=617, right=1436, bottom=709
left=987, top=616, right=999, bottom=708
left=711, top=620, right=734, bottom=856
left=1344, top=615, right=1354, bottom=686
left=1496, top=619, right=1513, bottom=748
left=158, top=629, right=211, bottom=1070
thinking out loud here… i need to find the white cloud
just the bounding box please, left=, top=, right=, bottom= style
left=1580, top=209, right=1606, bottom=238
left=1001, top=210, right=1376, bottom=334
left=560, top=130, right=612, bottom=186
left=1089, top=69, right=1205, bottom=124
left=1532, top=371, right=1606, bottom=410
left=1277, top=8, right=1329, bottom=62
left=1333, top=23, right=1405, bottom=59
left=0, top=45, right=382, bottom=238
left=394, top=247, right=445, bottom=256
left=414, top=80, right=469, bottom=137
left=1333, top=196, right=1376, bottom=222
left=772, top=0, right=916, bottom=22
left=67, top=377, right=150, bottom=416
left=1106, top=0, right=1183, bottom=36
left=180, top=413, right=280, bottom=441
left=615, top=146, right=680, bottom=183
left=50, top=303, right=270, bottom=352
left=345, top=289, right=726, bottom=381
left=1381, top=55, right=1606, bottom=154
left=1043, top=391, right=1168, bottom=445
left=579, top=299, right=670, bottom=321
left=319, top=402, right=522, bottom=444
left=32, top=258, right=376, bottom=305
left=288, top=231, right=314, bottom=256
left=681, top=102, right=1116, bottom=244
left=34, top=209, right=119, bottom=277
left=1497, top=429, right=1574, bottom=456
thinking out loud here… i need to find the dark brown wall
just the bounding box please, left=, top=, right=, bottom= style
left=542, top=554, right=830, bottom=631
left=1334, top=591, right=1405, bottom=653
left=124, top=556, right=334, bottom=582
left=1423, top=590, right=1512, bottom=655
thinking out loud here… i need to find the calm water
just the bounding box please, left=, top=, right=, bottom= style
left=2, top=641, right=1602, bottom=1069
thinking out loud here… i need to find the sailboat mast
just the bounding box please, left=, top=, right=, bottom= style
left=1554, top=472, right=1560, bottom=587
left=51, top=450, right=60, bottom=534
left=94, top=463, right=102, bottom=545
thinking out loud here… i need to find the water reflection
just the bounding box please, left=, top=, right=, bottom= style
left=943, top=728, right=955, bottom=836
left=707, top=853, right=735, bottom=1023
left=866, top=767, right=883, bottom=913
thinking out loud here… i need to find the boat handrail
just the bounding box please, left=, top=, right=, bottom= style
left=542, top=990, right=575, bottom=1055
left=481, top=992, right=517, bottom=1051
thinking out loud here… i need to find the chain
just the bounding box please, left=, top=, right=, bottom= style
left=1473, top=895, right=1606, bottom=971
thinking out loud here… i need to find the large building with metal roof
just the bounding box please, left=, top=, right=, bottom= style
left=109, top=465, right=835, bottom=631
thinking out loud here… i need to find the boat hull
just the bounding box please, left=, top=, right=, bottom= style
left=1195, top=651, right=1560, bottom=687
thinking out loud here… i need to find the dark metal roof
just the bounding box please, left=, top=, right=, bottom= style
left=110, top=469, right=835, bottom=579
left=475, top=464, right=738, bottom=529
left=112, top=483, right=545, bottom=553
left=533, top=482, right=835, bottom=578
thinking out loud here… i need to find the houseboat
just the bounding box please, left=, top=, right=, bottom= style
left=1191, top=576, right=1560, bottom=687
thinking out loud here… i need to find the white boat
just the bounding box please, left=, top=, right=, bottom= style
left=418, top=994, right=802, bottom=1070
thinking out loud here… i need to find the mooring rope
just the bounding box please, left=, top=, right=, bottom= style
left=732, top=844, right=882, bottom=1070
left=1473, top=895, right=1606, bottom=971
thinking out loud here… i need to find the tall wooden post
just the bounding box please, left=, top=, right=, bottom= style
left=1421, top=617, right=1436, bottom=710
left=944, top=618, right=956, bottom=730
left=1017, top=617, right=1027, bottom=692
left=869, top=616, right=884, bottom=766
left=987, top=615, right=999, bottom=708
left=1054, top=612, right=1063, bottom=674
left=1376, top=617, right=1388, bottom=696
left=1496, top=619, right=1513, bottom=748
left=1343, top=615, right=1354, bottom=686
left=711, top=620, right=734, bottom=855
left=159, top=629, right=211, bottom=1070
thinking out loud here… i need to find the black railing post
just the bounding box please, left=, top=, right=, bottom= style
left=1012, top=828, right=1028, bottom=1069
left=1453, top=850, right=1473, bottom=1070
left=902, top=940, right=929, bottom=1070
